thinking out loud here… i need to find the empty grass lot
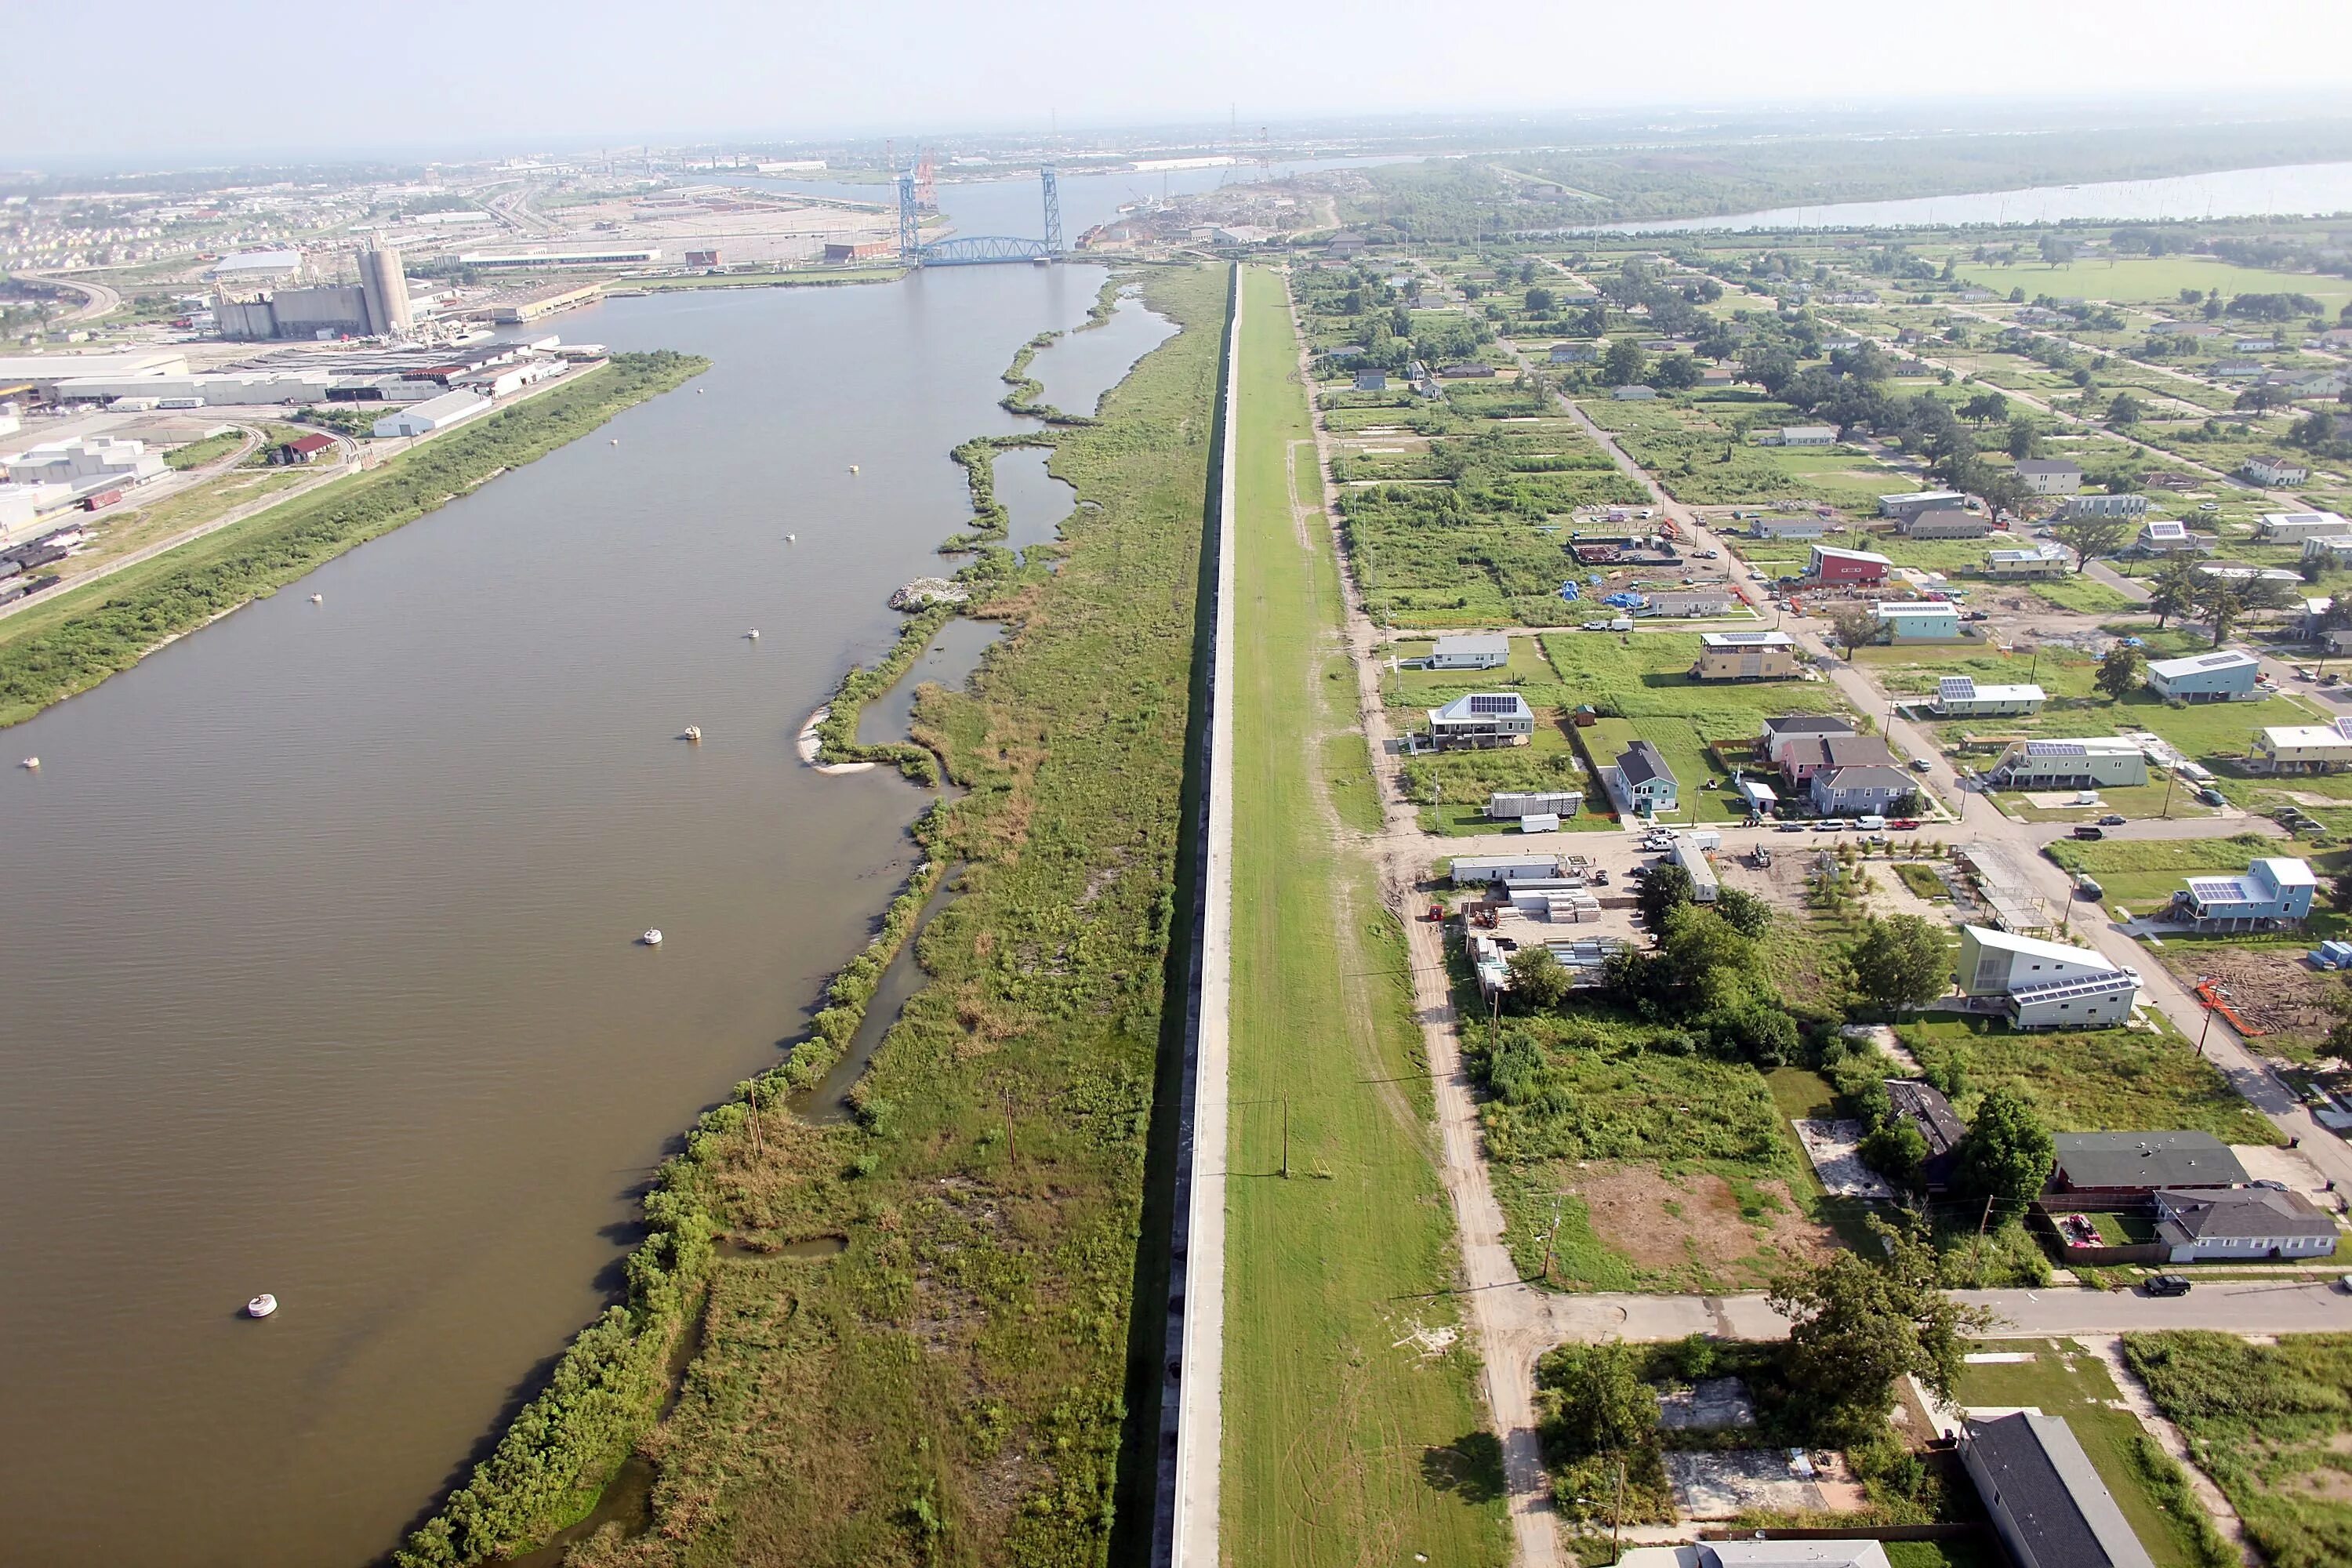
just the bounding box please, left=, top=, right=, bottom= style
left=1222, top=265, right=1508, bottom=1568
left=1896, top=1018, right=2279, bottom=1144
left=1953, top=1341, right=2232, bottom=1568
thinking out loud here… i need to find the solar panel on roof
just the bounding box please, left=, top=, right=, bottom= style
left=2199, top=652, right=2246, bottom=666
left=1938, top=676, right=1976, bottom=699
left=2027, top=741, right=2085, bottom=757
left=2331, top=717, right=2352, bottom=741
left=2188, top=877, right=2255, bottom=902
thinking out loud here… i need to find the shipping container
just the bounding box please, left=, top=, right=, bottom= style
left=82, top=489, right=124, bottom=511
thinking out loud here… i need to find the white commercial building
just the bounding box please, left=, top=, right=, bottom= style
left=372, top=390, right=491, bottom=438
left=0, top=482, right=78, bottom=539
left=0, top=351, right=190, bottom=400
left=49, top=371, right=333, bottom=407
left=2, top=434, right=168, bottom=490
left=1956, top=925, right=2140, bottom=1029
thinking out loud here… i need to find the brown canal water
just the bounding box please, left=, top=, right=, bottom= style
left=0, top=263, right=1168, bottom=1566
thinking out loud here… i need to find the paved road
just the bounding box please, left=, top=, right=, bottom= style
left=16, top=269, right=122, bottom=324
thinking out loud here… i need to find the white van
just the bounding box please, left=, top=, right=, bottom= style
left=1853, top=815, right=1887, bottom=831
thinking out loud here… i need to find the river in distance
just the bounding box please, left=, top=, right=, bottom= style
left=0, top=260, right=1171, bottom=1566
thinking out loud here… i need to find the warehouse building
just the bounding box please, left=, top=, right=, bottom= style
left=0, top=351, right=190, bottom=401
left=372, top=390, right=491, bottom=438
left=2, top=434, right=167, bottom=491
left=457, top=247, right=662, bottom=268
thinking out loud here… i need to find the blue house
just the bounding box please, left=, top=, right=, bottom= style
left=1874, top=600, right=1964, bottom=643
left=2146, top=648, right=2263, bottom=702
left=2172, top=857, right=2317, bottom=931
left=1612, top=740, right=1679, bottom=816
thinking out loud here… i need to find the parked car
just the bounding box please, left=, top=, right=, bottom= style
left=1814, top=821, right=1846, bottom=832
left=2074, top=825, right=2106, bottom=840
left=2196, top=786, right=2227, bottom=808
left=1909, top=757, right=1933, bottom=772
left=1777, top=822, right=1806, bottom=833
left=2098, top=814, right=2126, bottom=826
left=1888, top=818, right=1922, bottom=830
left=2145, top=1274, right=2193, bottom=1298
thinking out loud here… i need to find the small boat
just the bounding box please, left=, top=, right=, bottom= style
left=610, top=438, right=619, bottom=446
left=848, top=464, right=860, bottom=474
left=786, top=533, right=797, bottom=543
left=746, top=629, right=760, bottom=640
left=682, top=725, right=702, bottom=742
left=641, top=928, right=664, bottom=947
left=247, top=1294, right=278, bottom=1319
left=310, top=593, right=323, bottom=604
left=19, top=757, right=37, bottom=770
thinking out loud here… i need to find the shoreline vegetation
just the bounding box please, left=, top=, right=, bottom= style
left=0, top=351, right=708, bottom=729
left=399, top=263, right=1228, bottom=1566
left=996, top=273, right=1123, bottom=423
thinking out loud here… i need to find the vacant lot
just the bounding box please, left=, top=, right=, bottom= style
left=2124, top=1330, right=2352, bottom=1568
left=1954, top=1341, right=2232, bottom=1568
left=1896, top=1017, right=2280, bottom=1144
left=1956, top=256, right=2352, bottom=315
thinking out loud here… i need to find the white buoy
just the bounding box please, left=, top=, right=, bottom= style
left=786, top=533, right=797, bottom=543
left=310, top=593, right=322, bottom=604
left=746, top=629, right=760, bottom=640
left=610, top=438, right=619, bottom=446
left=683, top=725, right=702, bottom=742
left=641, top=928, right=664, bottom=947
left=19, top=757, right=37, bottom=770
left=246, top=1294, right=278, bottom=1319
left=849, top=464, right=859, bottom=474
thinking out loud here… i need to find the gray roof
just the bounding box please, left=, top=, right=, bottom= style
left=1784, top=735, right=1900, bottom=771
left=1965, top=1412, right=2158, bottom=1568
left=1617, top=739, right=1675, bottom=788
left=2016, top=459, right=2084, bottom=476
left=1820, top=764, right=1912, bottom=792
left=2053, top=1131, right=2249, bottom=1190
left=2158, top=1186, right=2338, bottom=1240
left=1432, top=633, right=1509, bottom=659
left=1886, top=1080, right=1964, bottom=1158
left=1762, top=714, right=1856, bottom=740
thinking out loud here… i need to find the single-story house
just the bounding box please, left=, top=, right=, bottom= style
left=1548, top=342, right=1599, bottom=364
left=1611, top=384, right=1658, bottom=401
left=1425, top=691, right=1534, bottom=748
left=2214, top=359, right=2266, bottom=379
left=2016, top=459, right=2083, bottom=496
left=1438, top=361, right=1495, bottom=379
left=2169, top=855, right=2318, bottom=931
left=1612, top=740, right=1679, bottom=816
left=270, top=432, right=336, bottom=466
left=1352, top=368, right=1388, bottom=392
left=1900, top=507, right=1994, bottom=539
left=1809, top=545, right=1892, bottom=585
left=1961, top=1411, right=2159, bottom=1568
left=2250, top=717, right=2352, bottom=774
left=1811, top=763, right=1913, bottom=817
left=1875, top=601, right=1964, bottom=642
left=1670, top=835, right=1719, bottom=903
left=1779, top=425, right=1837, bottom=447
left=2302, top=535, right=2352, bottom=567
left=1752, top=517, right=1826, bottom=541
left=1691, top=630, right=1799, bottom=681
left=2050, top=1131, right=2249, bottom=1198
left=1645, top=587, right=1735, bottom=618
left=1449, top=855, right=1565, bottom=887
left=1956, top=926, right=2140, bottom=1029
left=1933, top=676, right=2047, bottom=717
left=1775, top=732, right=1898, bottom=786
left=2247, top=454, right=2311, bottom=487
left=2154, top=1187, right=2339, bottom=1262
left=1425, top=632, right=1510, bottom=670
left=1987, top=736, right=2146, bottom=788
left=1488, top=789, right=1583, bottom=820
left=2144, top=648, right=2262, bottom=702
left=1618, top=1543, right=1893, bottom=1568
left=1987, top=546, right=2067, bottom=577
left=2259, top=510, right=2351, bottom=542
left=1886, top=1079, right=1967, bottom=1192
left=2132, top=519, right=2203, bottom=554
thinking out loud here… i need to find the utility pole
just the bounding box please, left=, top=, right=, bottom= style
left=2158, top=765, right=2179, bottom=820
left=1978, top=1193, right=1994, bottom=1237
left=1281, top=1094, right=1290, bottom=1179
left=2198, top=979, right=2218, bottom=1055
left=1612, top=1458, right=1626, bottom=1562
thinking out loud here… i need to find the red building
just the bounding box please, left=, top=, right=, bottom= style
left=1808, top=544, right=1892, bottom=585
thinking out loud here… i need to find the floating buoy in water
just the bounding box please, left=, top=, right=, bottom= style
left=786, top=533, right=797, bottom=543
left=682, top=725, right=702, bottom=742
left=848, top=464, right=859, bottom=474
left=310, top=593, right=322, bottom=604
left=247, top=1294, right=278, bottom=1319
left=746, top=629, right=760, bottom=640
left=610, top=438, right=619, bottom=445
left=641, top=928, right=664, bottom=947
left=20, top=757, right=38, bottom=770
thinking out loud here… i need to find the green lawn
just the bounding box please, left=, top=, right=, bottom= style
left=1896, top=1018, right=2279, bottom=1144
left=1222, top=263, right=1508, bottom=1568
left=1956, top=256, right=2352, bottom=315
left=1953, top=1342, right=2233, bottom=1568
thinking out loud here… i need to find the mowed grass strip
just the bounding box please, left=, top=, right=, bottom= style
left=1222, top=266, right=1508, bottom=1567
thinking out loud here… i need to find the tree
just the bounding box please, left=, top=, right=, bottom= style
left=1636, top=862, right=1694, bottom=938
left=1715, top=887, right=1773, bottom=938
left=2331, top=873, right=2352, bottom=914
left=1602, top=336, right=1649, bottom=387
left=1653, top=351, right=1701, bottom=390
left=2107, top=390, right=2147, bottom=426
left=1858, top=1120, right=1929, bottom=1186
left=1534, top=1341, right=1658, bottom=1457
left=1524, top=285, right=1555, bottom=314
left=1960, top=391, right=2010, bottom=424
left=2037, top=232, right=2075, bottom=266
left=1824, top=604, right=1882, bottom=658
left=1952, top=1088, right=2054, bottom=1212
left=1846, top=913, right=1951, bottom=1012
left=2047, top=514, right=2131, bottom=574
left=1505, top=947, right=1573, bottom=1013
left=2095, top=643, right=2144, bottom=702
left=2147, top=554, right=2201, bottom=629
left=1770, top=1222, right=1997, bottom=1443
left=2005, top=416, right=2040, bottom=460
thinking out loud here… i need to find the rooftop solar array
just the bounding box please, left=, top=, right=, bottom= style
left=2027, top=741, right=2085, bottom=757
left=1938, top=676, right=1976, bottom=699
left=2187, top=876, right=2258, bottom=904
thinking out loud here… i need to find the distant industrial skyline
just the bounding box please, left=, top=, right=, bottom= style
left=9, top=0, right=2352, bottom=163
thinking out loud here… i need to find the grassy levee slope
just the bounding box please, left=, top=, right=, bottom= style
left=0, top=352, right=707, bottom=728
left=1222, top=263, right=1508, bottom=1568
left=524, top=264, right=1227, bottom=1568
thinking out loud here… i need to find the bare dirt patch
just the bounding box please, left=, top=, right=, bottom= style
left=1565, top=1163, right=1835, bottom=1278
left=2153, top=942, right=2339, bottom=1047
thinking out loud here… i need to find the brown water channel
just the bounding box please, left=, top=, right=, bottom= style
left=0, top=263, right=1166, bottom=1566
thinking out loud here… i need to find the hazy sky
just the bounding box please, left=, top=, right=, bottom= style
left=10, top=0, right=2352, bottom=162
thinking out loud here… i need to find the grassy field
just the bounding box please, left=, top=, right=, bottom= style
left=445, top=269, right=1226, bottom=1568
left=2045, top=833, right=2345, bottom=916
left=2123, top=1331, right=2352, bottom=1568
left=1952, top=1341, right=2233, bottom=1568
left=1955, top=257, right=2352, bottom=315
left=1221, top=264, right=1508, bottom=1567
left=1896, top=1018, right=2279, bottom=1144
